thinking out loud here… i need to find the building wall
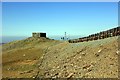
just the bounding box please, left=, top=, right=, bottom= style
left=32, top=33, right=46, bottom=38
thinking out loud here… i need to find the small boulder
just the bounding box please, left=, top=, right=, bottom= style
left=95, top=49, right=102, bottom=57
left=98, top=49, right=102, bottom=53
left=83, top=64, right=91, bottom=69
left=81, top=53, right=86, bottom=56
left=79, top=56, right=82, bottom=59
left=116, top=50, right=120, bottom=55
left=56, top=66, right=60, bottom=69
left=23, top=54, right=26, bottom=57
left=67, top=73, right=73, bottom=78
left=7, top=67, right=11, bottom=71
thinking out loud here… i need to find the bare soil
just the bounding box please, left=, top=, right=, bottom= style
left=1, top=36, right=119, bottom=78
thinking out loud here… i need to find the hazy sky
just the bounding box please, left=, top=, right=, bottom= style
left=2, top=2, right=118, bottom=37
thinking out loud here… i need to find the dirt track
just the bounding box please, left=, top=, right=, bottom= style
left=1, top=36, right=120, bottom=78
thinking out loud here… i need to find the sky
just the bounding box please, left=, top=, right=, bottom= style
left=2, top=2, right=118, bottom=42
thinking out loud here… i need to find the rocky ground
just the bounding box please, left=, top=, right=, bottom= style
left=1, top=36, right=120, bottom=78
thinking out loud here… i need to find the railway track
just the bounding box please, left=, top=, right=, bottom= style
left=68, top=26, right=120, bottom=43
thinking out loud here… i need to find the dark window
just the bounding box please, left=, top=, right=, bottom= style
left=40, top=33, right=46, bottom=37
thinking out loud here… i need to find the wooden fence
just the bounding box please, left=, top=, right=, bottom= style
left=68, top=26, right=120, bottom=43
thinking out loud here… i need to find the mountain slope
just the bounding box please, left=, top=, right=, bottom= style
left=37, top=36, right=119, bottom=78
left=2, top=36, right=119, bottom=78
left=2, top=37, right=62, bottom=78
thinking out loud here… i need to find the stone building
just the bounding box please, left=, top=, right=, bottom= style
left=32, top=32, right=46, bottom=38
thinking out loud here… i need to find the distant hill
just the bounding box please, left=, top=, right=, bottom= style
left=0, top=43, right=5, bottom=45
